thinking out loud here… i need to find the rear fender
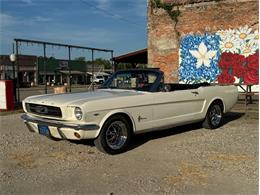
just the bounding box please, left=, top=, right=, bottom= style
left=205, top=97, right=226, bottom=114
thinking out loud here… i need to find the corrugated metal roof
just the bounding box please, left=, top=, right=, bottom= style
left=113, top=49, right=147, bottom=64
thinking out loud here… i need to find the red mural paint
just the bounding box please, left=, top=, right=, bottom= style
left=217, top=52, right=259, bottom=84
left=217, top=69, right=236, bottom=84
left=247, top=52, right=259, bottom=70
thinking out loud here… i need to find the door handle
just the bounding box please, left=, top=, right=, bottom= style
left=191, top=91, right=199, bottom=95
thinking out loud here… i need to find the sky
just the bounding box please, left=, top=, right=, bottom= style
left=0, top=0, right=147, bottom=59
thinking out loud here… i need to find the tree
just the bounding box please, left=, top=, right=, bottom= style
left=94, top=58, right=112, bottom=69
left=74, top=57, right=86, bottom=62
left=74, top=57, right=112, bottom=69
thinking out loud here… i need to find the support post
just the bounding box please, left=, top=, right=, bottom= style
left=92, top=50, right=94, bottom=91
left=12, top=43, right=17, bottom=104
left=15, top=41, right=20, bottom=104
left=111, top=51, right=115, bottom=72
left=68, top=46, right=71, bottom=92
left=85, top=56, right=88, bottom=85
left=35, top=57, right=38, bottom=85
left=43, top=43, right=47, bottom=94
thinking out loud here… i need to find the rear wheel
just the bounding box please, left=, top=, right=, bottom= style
left=94, top=115, right=132, bottom=154
left=202, top=102, right=223, bottom=129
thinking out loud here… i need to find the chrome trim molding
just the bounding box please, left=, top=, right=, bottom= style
left=21, top=114, right=99, bottom=131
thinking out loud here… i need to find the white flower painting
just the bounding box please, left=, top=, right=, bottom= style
left=217, top=29, right=235, bottom=40
left=217, top=26, right=259, bottom=56
left=189, top=42, right=217, bottom=68
left=248, top=30, right=259, bottom=50
left=219, top=36, right=240, bottom=53
left=240, top=42, right=256, bottom=57
left=235, top=25, right=252, bottom=42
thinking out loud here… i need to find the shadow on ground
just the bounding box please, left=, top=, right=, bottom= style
left=222, top=112, right=245, bottom=126
left=127, top=112, right=244, bottom=152
left=69, top=112, right=244, bottom=153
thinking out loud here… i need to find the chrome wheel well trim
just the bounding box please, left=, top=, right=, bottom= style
left=206, top=98, right=225, bottom=114
left=97, top=110, right=136, bottom=137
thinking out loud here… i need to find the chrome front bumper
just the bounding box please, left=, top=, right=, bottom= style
left=21, top=113, right=99, bottom=131
left=21, top=113, right=100, bottom=140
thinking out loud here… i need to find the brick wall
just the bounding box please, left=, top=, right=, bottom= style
left=148, top=0, right=259, bottom=83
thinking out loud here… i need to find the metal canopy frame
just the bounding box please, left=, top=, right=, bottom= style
left=14, top=38, right=114, bottom=103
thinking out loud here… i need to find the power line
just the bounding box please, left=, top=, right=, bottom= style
left=79, top=0, right=145, bottom=30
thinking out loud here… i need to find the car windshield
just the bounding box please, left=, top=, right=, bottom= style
left=101, top=71, right=159, bottom=92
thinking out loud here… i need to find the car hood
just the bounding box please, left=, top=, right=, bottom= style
left=24, top=89, right=145, bottom=107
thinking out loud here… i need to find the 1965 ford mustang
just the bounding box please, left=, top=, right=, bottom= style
left=21, top=69, right=238, bottom=154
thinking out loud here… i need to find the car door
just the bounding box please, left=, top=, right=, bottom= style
left=151, top=88, right=206, bottom=129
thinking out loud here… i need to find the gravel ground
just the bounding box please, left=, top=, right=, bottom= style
left=0, top=102, right=258, bottom=195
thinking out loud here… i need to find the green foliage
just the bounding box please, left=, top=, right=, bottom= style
left=91, top=58, right=112, bottom=69
left=137, top=64, right=147, bottom=69
left=151, top=0, right=181, bottom=40
left=74, top=56, right=86, bottom=62
left=116, top=63, right=133, bottom=70
left=116, top=63, right=147, bottom=70
left=74, top=57, right=112, bottom=69
left=152, top=0, right=181, bottom=24
left=38, top=56, right=112, bottom=71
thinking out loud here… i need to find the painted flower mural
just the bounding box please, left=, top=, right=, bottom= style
left=219, top=35, right=240, bottom=54
left=217, top=26, right=259, bottom=84
left=217, top=52, right=259, bottom=84
left=179, top=34, right=221, bottom=83
left=179, top=26, right=259, bottom=84
left=189, top=42, right=217, bottom=68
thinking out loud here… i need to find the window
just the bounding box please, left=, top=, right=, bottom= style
left=103, top=71, right=159, bottom=92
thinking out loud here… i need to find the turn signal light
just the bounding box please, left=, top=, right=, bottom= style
left=74, top=132, right=81, bottom=139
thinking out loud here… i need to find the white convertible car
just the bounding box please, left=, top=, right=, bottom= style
left=21, top=69, right=238, bottom=154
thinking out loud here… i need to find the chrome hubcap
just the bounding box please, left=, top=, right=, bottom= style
left=106, top=121, right=128, bottom=150
left=210, top=105, right=222, bottom=126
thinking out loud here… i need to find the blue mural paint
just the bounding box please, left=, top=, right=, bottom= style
left=179, top=33, right=221, bottom=83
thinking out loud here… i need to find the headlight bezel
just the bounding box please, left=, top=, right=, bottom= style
left=74, top=107, right=83, bottom=120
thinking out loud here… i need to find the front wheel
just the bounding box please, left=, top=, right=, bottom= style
left=94, top=115, right=132, bottom=154
left=202, top=102, right=223, bottom=129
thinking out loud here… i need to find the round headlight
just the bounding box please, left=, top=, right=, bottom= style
left=74, top=107, right=83, bottom=120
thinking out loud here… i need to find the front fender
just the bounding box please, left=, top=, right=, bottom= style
left=95, top=109, right=137, bottom=137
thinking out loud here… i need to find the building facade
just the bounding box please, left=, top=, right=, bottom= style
left=0, top=55, right=37, bottom=85
left=148, top=0, right=259, bottom=84
left=0, top=55, right=109, bottom=86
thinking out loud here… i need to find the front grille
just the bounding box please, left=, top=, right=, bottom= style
left=25, top=103, right=62, bottom=118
